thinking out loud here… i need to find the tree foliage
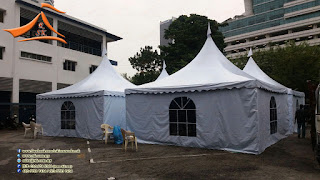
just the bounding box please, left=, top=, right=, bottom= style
left=121, top=73, right=131, bottom=81
left=231, top=42, right=320, bottom=92
left=131, top=71, right=160, bottom=85
left=128, top=14, right=225, bottom=85
left=160, top=14, right=226, bottom=74
left=128, top=46, right=162, bottom=85
left=129, top=46, right=162, bottom=73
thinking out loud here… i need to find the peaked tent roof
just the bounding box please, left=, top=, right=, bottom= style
left=155, top=61, right=169, bottom=81
left=126, top=25, right=288, bottom=95
left=37, top=49, right=136, bottom=99
left=243, top=56, right=304, bottom=97
left=244, top=57, right=287, bottom=89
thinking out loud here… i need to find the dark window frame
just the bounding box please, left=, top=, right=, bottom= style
left=0, top=10, right=4, bottom=23
left=89, top=65, right=98, bottom=74
left=270, top=96, right=277, bottom=134
left=20, top=51, right=52, bottom=62
left=0, top=47, right=3, bottom=60
left=61, top=101, right=76, bottom=130
left=169, top=97, right=196, bottom=137
left=63, top=60, right=77, bottom=72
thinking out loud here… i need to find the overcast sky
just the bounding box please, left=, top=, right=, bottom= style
left=54, top=0, right=245, bottom=76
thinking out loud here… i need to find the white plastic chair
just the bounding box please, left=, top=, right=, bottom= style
left=101, top=124, right=113, bottom=144
left=22, top=122, right=32, bottom=138
left=121, top=129, right=138, bottom=152
left=30, top=122, right=43, bottom=139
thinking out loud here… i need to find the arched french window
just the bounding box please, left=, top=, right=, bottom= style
left=169, top=97, right=196, bottom=137
left=270, top=97, right=277, bottom=134
left=61, top=101, right=76, bottom=129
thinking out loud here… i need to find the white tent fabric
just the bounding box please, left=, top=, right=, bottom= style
left=247, top=48, right=253, bottom=57
left=244, top=57, right=287, bottom=89
left=243, top=56, right=305, bottom=134
left=126, top=26, right=290, bottom=154
left=155, top=61, right=169, bottom=81
left=37, top=49, right=135, bottom=139
left=38, top=49, right=135, bottom=99
left=126, top=32, right=287, bottom=95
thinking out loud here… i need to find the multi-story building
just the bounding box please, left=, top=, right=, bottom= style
left=219, top=0, right=320, bottom=58
left=160, top=17, right=176, bottom=47
left=0, top=0, right=121, bottom=122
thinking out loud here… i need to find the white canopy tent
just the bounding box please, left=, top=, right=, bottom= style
left=243, top=54, right=305, bottom=134
left=36, top=49, right=136, bottom=139
left=155, top=61, right=169, bottom=81
left=125, top=25, right=290, bottom=154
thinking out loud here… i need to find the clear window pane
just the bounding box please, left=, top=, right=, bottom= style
left=169, top=110, right=177, bottom=122
left=61, top=101, right=75, bottom=130
left=178, top=124, right=187, bottom=136
left=169, top=101, right=179, bottom=109
left=169, top=97, right=196, bottom=137
left=187, top=110, right=196, bottom=123
left=61, top=121, right=66, bottom=129
left=188, top=124, right=196, bottom=137
left=182, top=97, right=188, bottom=108
left=61, top=111, right=66, bottom=119
left=178, top=110, right=186, bottom=122
left=175, top=97, right=182, bottom=108
left=185, top=100, right=196, bottom=109
left=170, top=123, right=178, bottom=136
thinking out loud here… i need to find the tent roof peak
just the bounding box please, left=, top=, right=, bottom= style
left=207, top=22, right=212, bottom=37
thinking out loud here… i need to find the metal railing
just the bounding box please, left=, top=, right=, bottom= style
left=58, top=41, right=101, bottom=56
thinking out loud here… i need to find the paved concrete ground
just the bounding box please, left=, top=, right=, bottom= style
left=0, top=128, right=319, bottom=180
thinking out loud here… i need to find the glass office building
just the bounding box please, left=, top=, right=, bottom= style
left=219, top=0, right=320, bottom=58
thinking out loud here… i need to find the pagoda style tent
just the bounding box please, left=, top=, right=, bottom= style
left=243, top=56, right=305, bottom=134
left=155, top=61, right=169, bottom=81
left=36, top=49, right=135, bottom=139
left=125, top=26, right=290, bottom=154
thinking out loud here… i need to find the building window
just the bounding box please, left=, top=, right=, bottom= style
left=296, top=99, right=299, bottom=110
left=270, top=96, right=277, bottom=134
left=63, top=60, right=77, bottom=71
left=21, top=51, right=52, bottom=62
left=61, top=101, right=75, bottom=129
left=169, top=97, right=196, bottom=137
left=0, top=47, right=3, bottom=60
left=0, top=10, right=4, bottom=23
left=57, top=21, right=102, bottom=56
left=89, top=65, right=98, bottom=74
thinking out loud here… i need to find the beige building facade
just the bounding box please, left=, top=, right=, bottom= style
left=0, top=0, right=121, bottom=122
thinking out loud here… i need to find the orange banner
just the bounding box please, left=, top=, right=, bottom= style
left=18, top=36, right=67, bottom=44
left=3, top=14, right=41, bottom=37
left=41, top=12, right=65, bottom=38
left=41, top=3, right=66, bottom=13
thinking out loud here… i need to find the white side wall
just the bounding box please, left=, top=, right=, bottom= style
left=103, top=95, right=127, bottom=129
left=126, top=88, right=260, bottom=154
left=37, top=96, right=104, bottom=140
left=257, top=89, right=289, bottom=153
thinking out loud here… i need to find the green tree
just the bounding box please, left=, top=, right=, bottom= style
left=231, top=42, right=320, bottom=92
left=160, top=14, right=226, bottom=74
left=128, top=46, right=162, bottom=85
left=131, top=71, right=160, bottom=85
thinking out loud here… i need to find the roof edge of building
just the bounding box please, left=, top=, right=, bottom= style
left=15, top=0, right=122, bottom=42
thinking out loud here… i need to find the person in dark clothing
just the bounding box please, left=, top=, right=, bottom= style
left=295, top=104, right=306, bottom=138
